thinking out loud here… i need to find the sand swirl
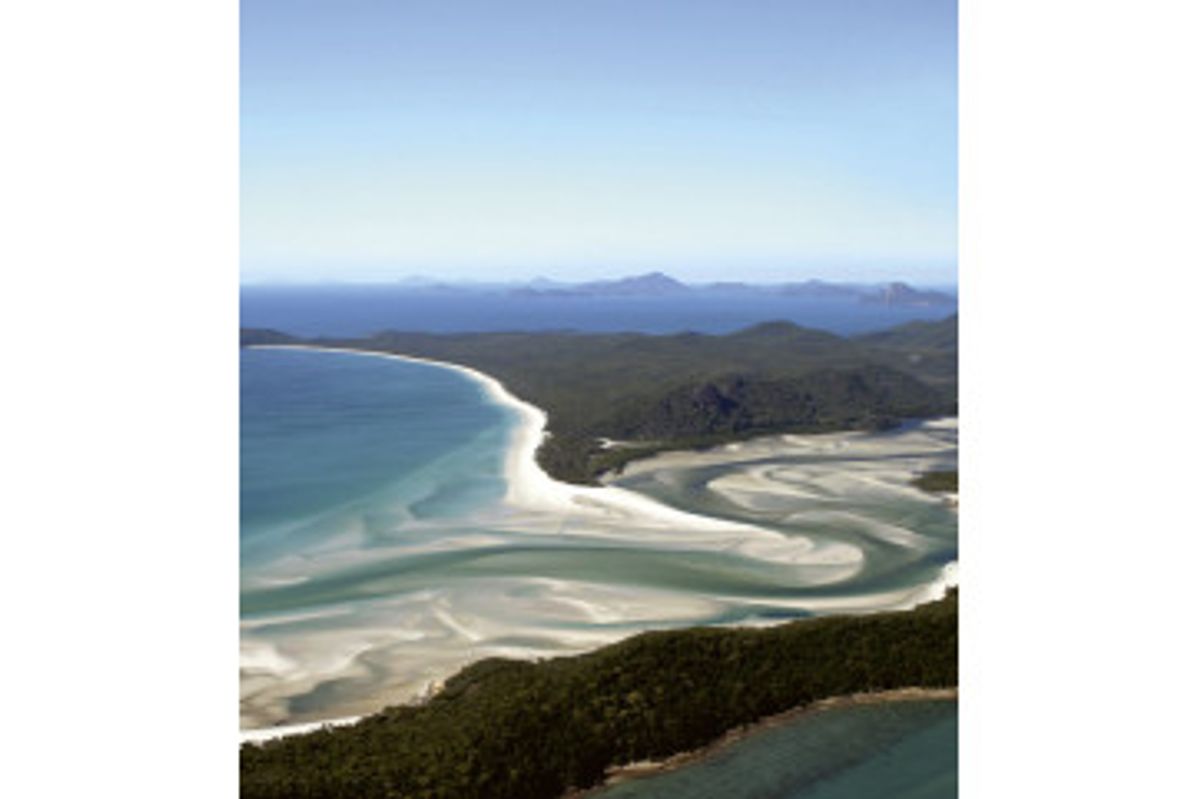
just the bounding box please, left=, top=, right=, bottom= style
left=241, top=347, right=957, bottom=734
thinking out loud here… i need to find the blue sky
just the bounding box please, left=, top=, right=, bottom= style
left=242, top=0, right=956, bottom=284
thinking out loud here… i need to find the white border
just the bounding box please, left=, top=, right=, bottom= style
left=962, top=1, right=1200, bottom=796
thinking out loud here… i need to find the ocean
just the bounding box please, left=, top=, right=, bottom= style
left=240, top=285, right=955, bottom=337
left=240, top=346, right=514, bottom=571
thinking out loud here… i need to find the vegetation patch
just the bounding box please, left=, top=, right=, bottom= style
left=913, top=470, right=958, bottom=494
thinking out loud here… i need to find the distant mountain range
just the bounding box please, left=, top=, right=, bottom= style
left=388, top=272, right=956, bottom=307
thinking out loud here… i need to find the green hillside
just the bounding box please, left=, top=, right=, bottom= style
left=240, top=316, right=957, bottom=483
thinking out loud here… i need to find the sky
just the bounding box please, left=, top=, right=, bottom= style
left=241, top=0, right=957, bottom=285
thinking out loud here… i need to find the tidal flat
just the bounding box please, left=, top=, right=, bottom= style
left=241, top=347, right=957, bottom=733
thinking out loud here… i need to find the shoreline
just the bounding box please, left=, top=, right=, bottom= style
left=242, top=345, right=958, bottom=741
left=248, top=344, right=638, bottom=513
left=239, top=715, right=360, bottom=745
left=248, top=344, right=838, bottom=531
left=248, top=344, right=554, bottom=507
left=567, top=686, right=959, bottom=797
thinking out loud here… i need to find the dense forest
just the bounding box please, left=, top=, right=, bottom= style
left=242, top=591, right=957, bottom=799
left=241, top=315, right=957, bottom=484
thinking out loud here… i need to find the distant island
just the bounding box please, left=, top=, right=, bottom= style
left=241, top=314, right=957, bottom=484
left=255, top=272, right=957, bottom=309
left=510, top=273, right=955, bottom=308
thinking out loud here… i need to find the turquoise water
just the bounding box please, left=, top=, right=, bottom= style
left=240, top=347, right=514, bottom=571
left=593, top=700, right=957, bottom=799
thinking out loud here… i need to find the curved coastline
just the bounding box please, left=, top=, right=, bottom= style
left=250, top=344, right=548, bottom=505
left=248, top=344, right=859, bottom=536
left=242, top=345, right=958, bottom=741
left=251, top=343, right=619, bottom=511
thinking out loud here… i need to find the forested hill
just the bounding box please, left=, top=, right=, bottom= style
left=855, top=315, right=958, bottom=389
left=240, top=315, right=957, bottom=483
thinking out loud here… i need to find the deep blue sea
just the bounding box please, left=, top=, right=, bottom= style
left=241, top=285, right=955, bottom=337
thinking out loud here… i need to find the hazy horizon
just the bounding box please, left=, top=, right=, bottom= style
left=239, top=269, right=959, bottom=289
left=243, top=0, right=957, bottom=286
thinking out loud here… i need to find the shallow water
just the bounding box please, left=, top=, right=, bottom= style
left=241, top=347, right=513, bottom=570
left=240, top=348, right=957, bottom=729
left=592, top=699, right=957, bottom=799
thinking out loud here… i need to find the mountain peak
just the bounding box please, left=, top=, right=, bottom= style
left=614, top=272, right=687, bottom=289
left=861, top=282, right=955, bottom=307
